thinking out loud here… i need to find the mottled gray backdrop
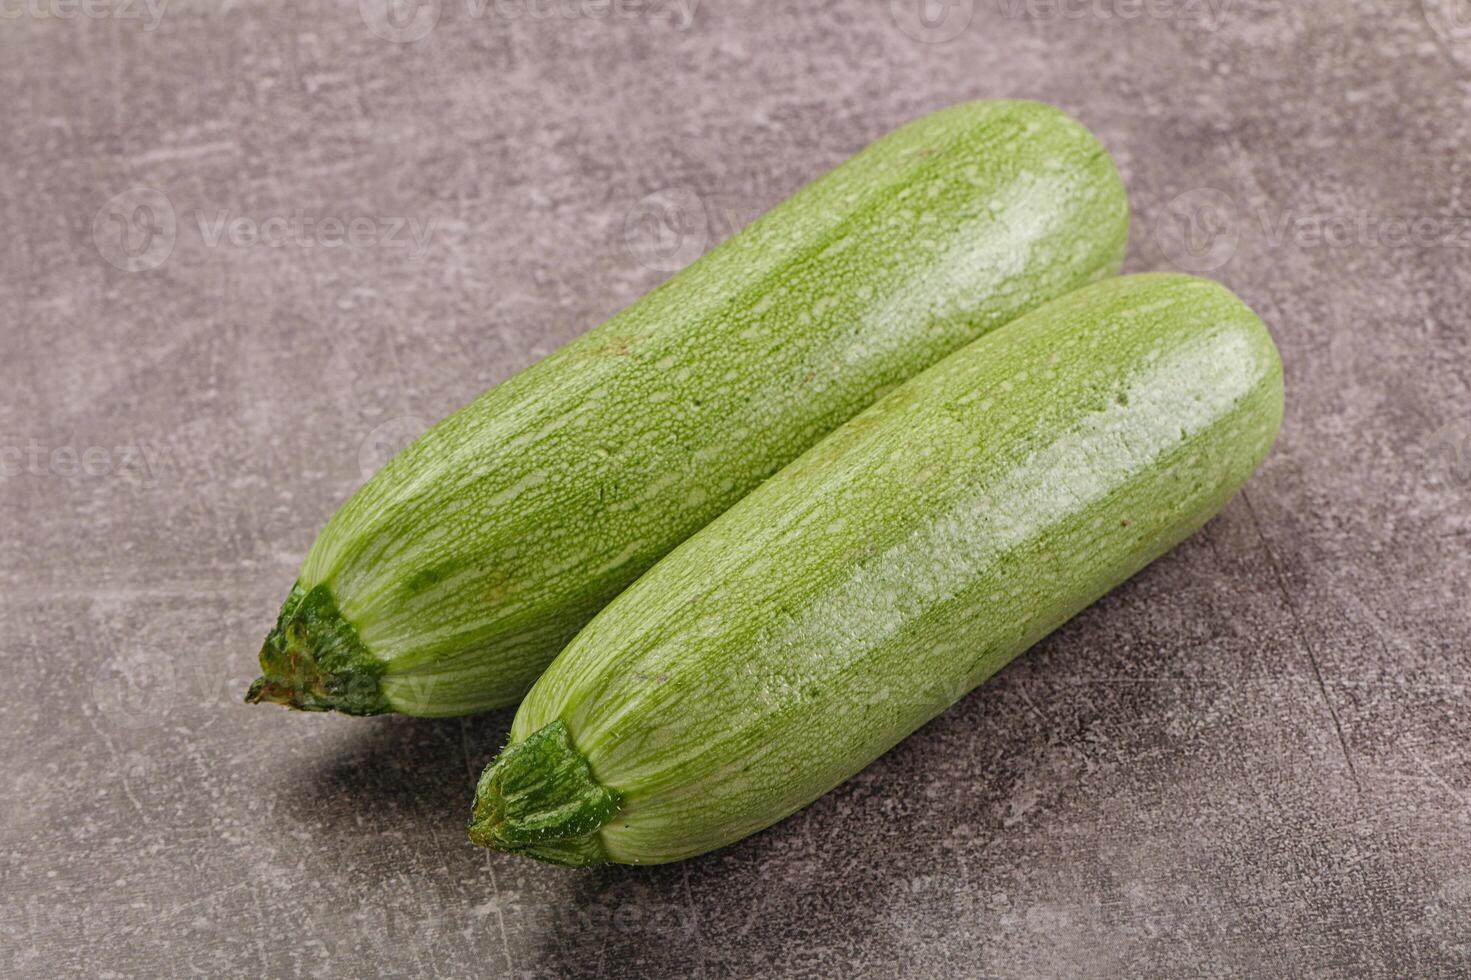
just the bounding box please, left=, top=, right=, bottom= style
left=3, top=0, right=1470, bottom=976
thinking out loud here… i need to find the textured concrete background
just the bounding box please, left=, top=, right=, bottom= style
left=3, top=0, right=1470, bottom=976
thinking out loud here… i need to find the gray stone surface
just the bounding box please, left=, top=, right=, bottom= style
left=3, top=0, right=1469, bottom=976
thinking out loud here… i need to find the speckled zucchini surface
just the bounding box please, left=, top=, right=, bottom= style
left=247, top=100, right=1129, bottom=716
left=471, top=274, right=1283, bottom=865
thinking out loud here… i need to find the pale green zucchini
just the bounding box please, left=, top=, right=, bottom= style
left=246, top=100, right=1128, bottom=717
left=469, top=273, right=1284, bottom=866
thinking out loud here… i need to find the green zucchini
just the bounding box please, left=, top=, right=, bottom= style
left=469, top=273, right=1284, bottom=866
left=246, top=100, right=1129, bottom=717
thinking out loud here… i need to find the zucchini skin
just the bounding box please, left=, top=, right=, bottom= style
left=248, top=100, right=1129, bottom=716
left=472, top=273, right=1284, bottom=865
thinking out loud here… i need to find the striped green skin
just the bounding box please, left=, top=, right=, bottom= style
left=471, top=274, right=1284, bottom=866
left=247, top=100, right=1129, bottom=717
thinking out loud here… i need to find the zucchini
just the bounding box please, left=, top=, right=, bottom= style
left=246, top=100, right=1129, bottom=717
left=469, top=273, right=1283, bottom=866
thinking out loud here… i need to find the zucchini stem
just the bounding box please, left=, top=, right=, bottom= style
left=244, top=583, right=391, bottom=716
left=469, top=720, right=622, bottom=867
